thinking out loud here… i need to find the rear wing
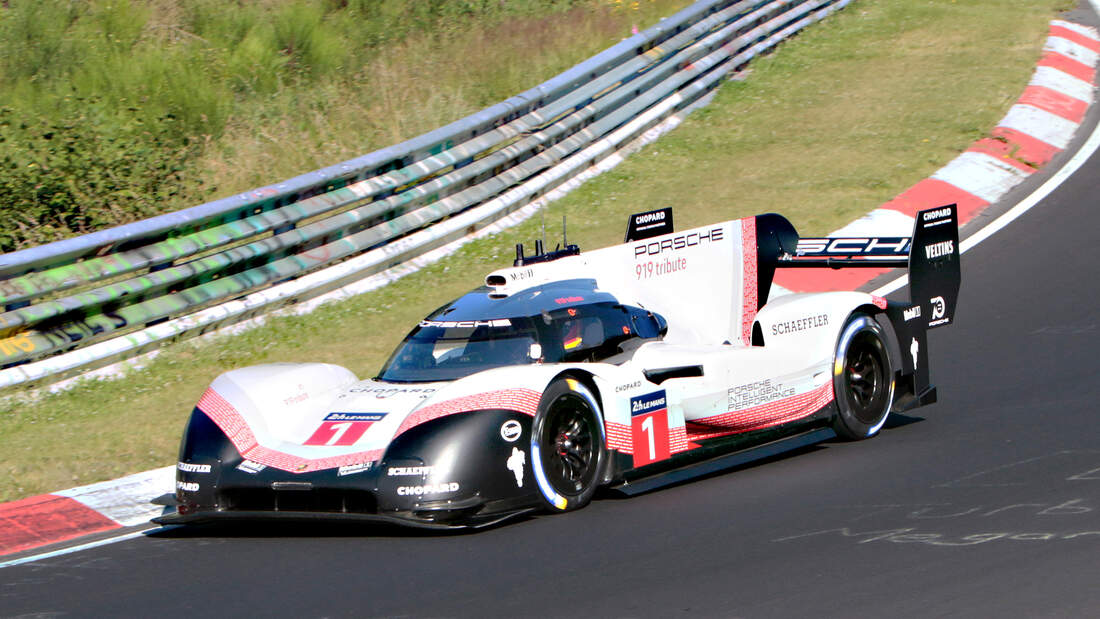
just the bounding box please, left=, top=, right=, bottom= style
left=759, top=205, right=961, bottom=331
left=622, top=206, right=961, bottom=330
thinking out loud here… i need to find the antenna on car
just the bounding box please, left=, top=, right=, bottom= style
left=513, top=214, right=580, bottom=267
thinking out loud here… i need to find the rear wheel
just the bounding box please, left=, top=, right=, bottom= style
left=531, top=378, right=606, bottom=512
left=832, top=314, right=894, bottom=440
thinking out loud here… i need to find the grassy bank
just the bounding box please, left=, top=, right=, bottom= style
left=0, top=0, right=1074, bottom=501
left=0, top=0, right=684, bottom=251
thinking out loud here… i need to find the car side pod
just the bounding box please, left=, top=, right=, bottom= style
left=760, top=204, right=961, bottom=411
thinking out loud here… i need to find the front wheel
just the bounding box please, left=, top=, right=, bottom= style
left=531, top=377, right=606, bottom=512
left=832, top=314, right=895, bottom=440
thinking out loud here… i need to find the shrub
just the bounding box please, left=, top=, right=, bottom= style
left=0, top=104, right=201, bottom=252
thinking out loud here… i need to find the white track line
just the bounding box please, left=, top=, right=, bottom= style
left=0, top=526, right=173, bottom=569
left=872, top=18, right=1100, bottom=298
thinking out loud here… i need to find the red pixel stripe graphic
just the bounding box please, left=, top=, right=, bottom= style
left=241, top=444, right=382, bottom=474
left=197, top=388, right=258, bottom=452
left=199, top=388, right=541, bottom=474
left=197, top=388, right=382, bottom=474
left=606, top=421, right=632, bottom=453
left=605, top=421, right=690, bottom=456
left=392, top=389, right=541, bottom=439
left=687, top=382, right=834, bottom=441
left=0, top=494, right=120, bottom=555
left=669, top=425, right=689, bottom=453
left=740, top=217, right=758, bottom=346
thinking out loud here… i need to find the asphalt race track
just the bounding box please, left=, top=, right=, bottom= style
left=5, top=42, right=1100, bottom=619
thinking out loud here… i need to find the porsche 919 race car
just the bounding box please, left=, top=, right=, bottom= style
left=157, top=205, right=960, bottom=529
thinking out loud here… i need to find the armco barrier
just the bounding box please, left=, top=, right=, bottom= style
left=0, top=0, right=849, bottom=389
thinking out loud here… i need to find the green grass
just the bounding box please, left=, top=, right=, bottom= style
left=0, top=0, right=683, bottom=251
left=0, top=0, right=1075, bottom=500
left=195, top=0, right=682, bottom=194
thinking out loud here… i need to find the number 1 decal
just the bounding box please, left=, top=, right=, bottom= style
left=641, top=416, right=656, bottom=460
left=304, top=412, right=386, bottom=446
left=321, top=421, right=355, bottom=446
left=630, top=390, right=671, bottom=466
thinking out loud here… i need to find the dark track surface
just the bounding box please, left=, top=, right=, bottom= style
left=5, top=153, right=1098, bottom=619
left=6, top=25, right=1100, bottom=619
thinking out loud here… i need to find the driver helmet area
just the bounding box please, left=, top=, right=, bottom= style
left=378, top=280, right=667, bottom=382
left=549, top=304, right=655, bottom=363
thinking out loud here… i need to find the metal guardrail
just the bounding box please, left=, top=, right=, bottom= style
left=0, top=0, right=849, bottom=389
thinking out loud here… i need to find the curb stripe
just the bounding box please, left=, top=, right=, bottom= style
left=990, top=126, right=1061, bottom=167
left=774, top=264, right=891, bottom=293
left=1045, top=35, right=1100, bottom=68
left=830, top=208, right=915, bottom=237
left=53, top=465, right=175, bottom=527
left=1029, top=65, right=1094, bottom=105
left=879, top=178, right=989, bottom=220
left=1017, top=85, right=1088, bottom=123
left=1050, top=25, right=1100, bottom=52
left=997, top=104, right=1080, bottom=149
left=1037, top=50, right=1096, bottom=83
left=1051, top=19, right=1100, bottom=42
left=966, top=137, right=1040, bottom=174
left=0, top=494, right=120, bottom=556
left=930, top=151, right=1032, bottom=204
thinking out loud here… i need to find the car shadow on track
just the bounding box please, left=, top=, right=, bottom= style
left=599, top=442, right=830, bottom=500
left=144, top=516, right=537, bottom=540
left=883, top=412, right=924, bottom=430
left=600, top=412, right=925, bottom=500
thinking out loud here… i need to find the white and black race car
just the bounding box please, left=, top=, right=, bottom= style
left=157, top=205, right=960, bottom=529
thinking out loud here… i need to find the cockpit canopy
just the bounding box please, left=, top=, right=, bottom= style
left=378, top=282, right=666, bottom=382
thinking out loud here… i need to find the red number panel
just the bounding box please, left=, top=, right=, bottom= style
left=630, top=391, right=671, bottom=466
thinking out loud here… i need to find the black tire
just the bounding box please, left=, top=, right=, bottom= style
left=832, top=314, right=895, bottom=440
left=530, top=377, right=606, bottom=512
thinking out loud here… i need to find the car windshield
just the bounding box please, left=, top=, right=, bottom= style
left=378, top=302, right=666, bottom=382
left=379, top=318, right=540, bottom=382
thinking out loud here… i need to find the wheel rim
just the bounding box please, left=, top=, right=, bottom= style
left=845, top=331, right=888, bottom=424
left=544, top=395, right=596, bottom=493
